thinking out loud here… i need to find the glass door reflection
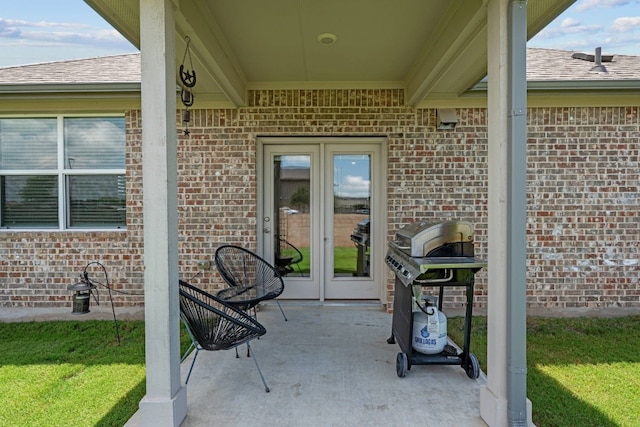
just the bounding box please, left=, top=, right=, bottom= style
left=273, top=155, right=311, bottom=277
left=333, top=154, right=371, bottom=278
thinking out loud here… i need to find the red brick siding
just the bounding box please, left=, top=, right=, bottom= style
left=1, top=91, right=638, bottom=312
left=527, top=107, right=640, bottom=309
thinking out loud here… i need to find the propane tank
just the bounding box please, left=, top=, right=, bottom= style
left=412, top=296, right=447, bottom=354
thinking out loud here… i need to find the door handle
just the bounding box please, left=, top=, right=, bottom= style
left=264, top=228, right=271, bottom=234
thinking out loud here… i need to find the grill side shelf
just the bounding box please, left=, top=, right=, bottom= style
left=385, top=249, right=486, bottom=287
left=415, top=257, right=487, bottom=273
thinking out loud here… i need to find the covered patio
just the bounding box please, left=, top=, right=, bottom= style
left=126, top=303, right=488, bottom=427
left=83, top=0, right=576, bottom=425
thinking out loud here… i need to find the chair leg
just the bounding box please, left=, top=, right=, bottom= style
left=181, top=319, right=200, bottom=384
left=275, top=299, right=288, bottom=321
left=181, top=341, right=196, bottom=363
left=236, top=344, right=250, bottom=358
left=181, top=317, right=199, bottom=362
left=246, top=342, right=270, bottom=393
left=184, top=347, right=200, bottom=384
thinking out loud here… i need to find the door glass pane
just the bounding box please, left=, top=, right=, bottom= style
left=333, top=154, right=371, bottom=278
left=274, top=155, right=310, bottom=277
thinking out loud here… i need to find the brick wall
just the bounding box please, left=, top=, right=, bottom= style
left=1, top=90, right=638, bottom=311
left=0, top=111, right=147, bottom=309
left=526, top=107, right=639, bottom=308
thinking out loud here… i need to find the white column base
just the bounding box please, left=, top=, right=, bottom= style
left=136, top=386, right=188, bottom=427
left=480, top=385, right=535, bottom=427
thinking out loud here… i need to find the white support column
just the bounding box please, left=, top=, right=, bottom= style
left=137, top=0, right=187, bottom=426
left=480, top=1, right=510, bottom=421
left=480, top=0, right=533, bottom=426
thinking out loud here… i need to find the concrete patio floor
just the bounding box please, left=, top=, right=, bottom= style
left=128, top=302, right=488, bottom=427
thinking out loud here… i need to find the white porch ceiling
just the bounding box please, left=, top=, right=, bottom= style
left=85, top=0, right=575, bottom=107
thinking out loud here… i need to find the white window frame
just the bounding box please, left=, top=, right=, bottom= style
left=0, top=114, right=126, bottom=232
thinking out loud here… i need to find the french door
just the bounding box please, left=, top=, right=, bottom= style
left=258, top=138, right=386, bottom=300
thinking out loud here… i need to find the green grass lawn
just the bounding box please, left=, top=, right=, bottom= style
left=448, top=315, right=640, bottom=427
left=2, top=315, right=639, bottom=426
left=280, top=246, right=364, bottom=275
left=0, top=320, right=192, bottom=427
left=0, top=321, right=146, bottom=427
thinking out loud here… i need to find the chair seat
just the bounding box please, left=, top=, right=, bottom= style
left=274, top=256, right=293, bottom=267
left=216, top=285, right=279, bottom=308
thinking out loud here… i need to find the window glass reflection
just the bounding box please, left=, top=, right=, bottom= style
left=64, top=118, right=125, bottom=169
left=68, top=175, right=126, bottom=228
left=0, top=118, right=57, bottom=170
left=0, top=175, right=58, bottom=227
left=333, top=154, right=371, bottom=278
left=274, top=155, right=311, bottom=277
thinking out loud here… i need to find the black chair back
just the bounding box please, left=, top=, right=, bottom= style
left=178, top=280, right=270, bottom=390
left=179, top=280, right=265, bottom=351
left=275, top=238, right=304, bottom=276
left=214, top=245, right=284, bottom=303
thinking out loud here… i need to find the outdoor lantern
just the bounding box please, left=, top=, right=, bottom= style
left=67, top=261, right=121, bottom=344
left=67, top=278, right=96, bottom=315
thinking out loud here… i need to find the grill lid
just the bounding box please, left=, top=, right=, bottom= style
left=356, top=218, right=370, bottom=234
left=389, top=220, right=474, bottom=257
left=386, top=220, right=484, bottom=286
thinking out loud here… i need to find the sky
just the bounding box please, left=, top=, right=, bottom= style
left=0, top=0, right=137, bottom=67
left=527, top=0, right=640, bottom=55
left=0, top=0, right=639, bottom=68
left=281, top=154, right=371, bottom=199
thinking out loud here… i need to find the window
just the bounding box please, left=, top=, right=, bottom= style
left=0, top=116, right=126, bottom=230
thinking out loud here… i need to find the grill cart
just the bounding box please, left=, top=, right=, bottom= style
left=385, top=221, right=487, bottom=378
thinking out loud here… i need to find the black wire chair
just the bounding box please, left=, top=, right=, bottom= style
left=214, top=245, right=287, bottom=321
left=275, top=237, right=304, bottom=277
left=178, top=280, right=271, bottom=392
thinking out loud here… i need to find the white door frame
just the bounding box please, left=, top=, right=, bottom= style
left=257, top=137, right=387, bottom=302
left=323, top=143, right=383, bottom=300
left=260, top=143, right=321, bottom=299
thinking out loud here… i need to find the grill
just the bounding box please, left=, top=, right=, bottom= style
left=350, top=218, right=370, bottom=245
left=350, top=219, right=370, bottom=276
left=385, top=220, right=486, bottom=378
left=385, top=220, right=477, bottom=286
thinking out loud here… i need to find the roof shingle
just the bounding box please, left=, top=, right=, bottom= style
left=527, top=47, right=640, bottom=81
left=0, top=48, right=638, bottom=87
left=0, top=53, right=140, bottom=85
